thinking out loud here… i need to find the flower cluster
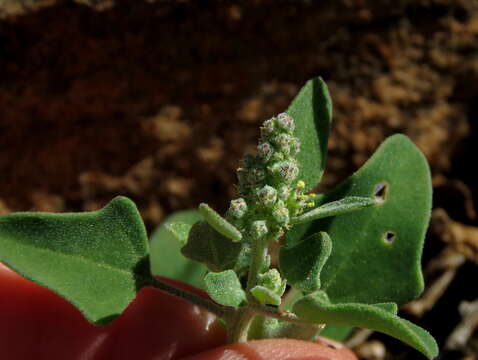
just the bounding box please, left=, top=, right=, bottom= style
left=227, top=113, right=315, bottom=242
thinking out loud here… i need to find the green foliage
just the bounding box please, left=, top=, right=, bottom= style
left=293, top=292, right=438, bottom=359
left=291, top=196, right=378, bottom=225
left=320, top=324, right=353, bottom=342
left=181, top=221, right=243, bottom=272
left=286, top=134, right=432, bottom=305
left=287, top=77, right=332, bottom=191
left=250, top=286, right=282, bottom=306
left=204, top=270, right=246, bottom=307
left=279, top=232, right=332, bottom=293
left=0, top=197, right=150, bottom=325
left=0, top=77, right=437, bottom=357
left=199, top=203, right=242, bottom=242
left=150, top=210, right=208, bottom=288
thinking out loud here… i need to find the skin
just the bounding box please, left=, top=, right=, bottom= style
left=0, top=263, right=356, bottom=360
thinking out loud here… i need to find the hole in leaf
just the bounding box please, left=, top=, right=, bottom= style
left=383, top=230, right=396, bottom=244
left=374, top=181, right=389, bottom=204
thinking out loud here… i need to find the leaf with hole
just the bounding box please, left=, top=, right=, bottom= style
left=286, top=134, right=432, bottom=304
left=293, top=292, right=438, bottom=359
left=287, top=77, right=332, bottom=191
left=279, top=232, right=332, bottom=294
left=204, top=270, right=246, bottom=307
left=181, top=221, right=243, bottom=272
left=150, top=210, right=208, bottom=289
left=0, top=196, right=151, bottom=325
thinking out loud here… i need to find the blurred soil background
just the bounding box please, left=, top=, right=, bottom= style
left=1, top=0, right=478, bottom=358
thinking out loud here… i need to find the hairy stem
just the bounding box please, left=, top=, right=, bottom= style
left=250, top=305, right=308, bottom=324
left=245, top=236, right=269, bottom=299
left=148, top=277, right=225, bottom=318
left=227, top=307, right=256, bottom=343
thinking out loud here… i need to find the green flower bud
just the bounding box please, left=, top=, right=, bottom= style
left=260, top=118, right=275, bottom=139
left=258, top=269, right=286, bottom=296
left=272, top=205, right=289, bottom=225
left=273, top=133, right=292, bottom=155
left=247, top=166, right=266, bottom=184
left=271, top=160, right=299, bottom=184
left=250, top=220, right=268, bottom=239
left=277, top=184, right=290, bottom=201
left=257, top=142, right=274, bottom=162
left=256, top=185, right=277, bottom=207
left=275, top=113, right=295, bottom=133
left=228, top=198, right=248, bottom=219
left=271, top=151, right=285, bottom=162
left=290, top=137, right=301, bottom=155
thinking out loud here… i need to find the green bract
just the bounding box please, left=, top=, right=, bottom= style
left=0, top=77, right=438, bottom=358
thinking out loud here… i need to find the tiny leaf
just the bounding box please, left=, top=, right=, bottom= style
left=198, top=203, right=242, bottom=242
left=204, top=270, right=246, bottom=307
left=250, top=285, right=282, bottom=306
left=279, top=232, right=332, bottom=293
left=181, top=221, right=243, bottom=272
left=150, top=210, right=208, bottom=289
left=293, top=293, right=438, bottom=359
left=287, top=135, right=432, bottom=304
left=0, top=196, right=150, bottom=325
left=248, top=316, right=322, bottom=341
left=287, top=77, right=332, bottom=191
left=291, top=196, right=378, bottom=225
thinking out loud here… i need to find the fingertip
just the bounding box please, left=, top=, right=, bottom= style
left=183, top=338, right=357, bottom=360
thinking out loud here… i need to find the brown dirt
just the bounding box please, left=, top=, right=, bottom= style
left=1, top=1, right=478, bottom=358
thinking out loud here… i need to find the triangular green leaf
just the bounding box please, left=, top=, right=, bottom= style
left=0, top=196, right=150, bottom=325
left=150, top=210, right=208, bottom=289
left=279, top=232, right=332, bottom=293
left=287, top=135, right=432, bottom=304
left=287, top=77, right=332, bottom=191
left=293, top=293, right=438, bottom=359
left=181, top=221, right=243, bottom=272
left=204, top=270, right=246, bottom=307
left=248, top=316, right=322, bottom=342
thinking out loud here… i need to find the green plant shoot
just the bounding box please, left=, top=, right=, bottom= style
left=0, top=77, right=438, bottom=358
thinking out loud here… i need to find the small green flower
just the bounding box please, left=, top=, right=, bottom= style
left=228, top=198, right=248, bottom=219
left=272, top=205, right=289, bottom=226
left=273, top=133, right=293, bottom=155
left=260, top=118, right=275, bottom=139
left=275, top=113, right=295, bottom=133
left=257, top=142, right=274, bottom=162
left=258, top=268, right=286, bottom=296
left=250, top=220, right=268, bottom=239
left=277, top=184, right=290, bottom=201
left=256, top=185, right=277, bottom=207
left=270, top=160, right=299, bottom=184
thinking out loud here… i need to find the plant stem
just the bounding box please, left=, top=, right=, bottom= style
left=148, top=277, right=225, bottom=318
left=227, top=307, right=256, bottom=343
left=250, top=305, right=308, bottom=324
left=246, top=236, right=269, bottom=299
